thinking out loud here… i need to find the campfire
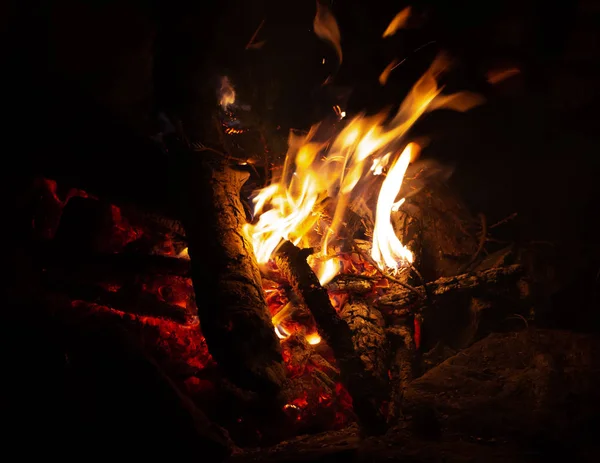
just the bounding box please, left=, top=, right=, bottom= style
left=9, top=1, right=600, bottom=461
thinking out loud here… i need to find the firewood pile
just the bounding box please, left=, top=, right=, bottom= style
left=18, top=133, right=533, bottom=455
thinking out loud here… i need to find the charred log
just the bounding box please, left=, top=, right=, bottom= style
left=62, top=313, right=233, bottom=458
left=338, top=300, right=388, bottom=392
left=378, top=265, right=532, bottom=351
left=42, top=248, right=191, bottom=279
left=326, top=276, right=375, bottom=294
left=377, top=265, right=529, bottom=311
left=386, top=325, right=417, bottom=423
left=393, top=180, right=481, bottom=281
left=180, top=151, right=286, bottom=397
left=42, top=275, right=194, bottom=324
left=275, top=240, right=388, bottom=435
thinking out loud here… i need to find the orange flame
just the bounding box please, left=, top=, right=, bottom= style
left=379, top=59, right=399, bottom=85
left=219, top=76, right=235, bottom=109
left=244, top=54, right=482, bottom=284
left=371, top=143, right=418, bottom=272
left=383, top=7, right=411, bottom=38
left=486, top=66, right=521, bottom=85
left=314, top=1, right=342, bottom=64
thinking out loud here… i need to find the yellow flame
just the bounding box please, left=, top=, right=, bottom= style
left=383, top=7, right=411, bottom=38
left=177, top=247, right=190, bottom=259
left=274, top=324, right=291, bottom=340
left=371, top=143, right=417, bottom=271
left=244, top=55, right=483, bottom=284
left=219, top=76, right=235, bottom=109
left=313, top=1, right=342, bottom=64
left=306, top=333, right=322, bottom=345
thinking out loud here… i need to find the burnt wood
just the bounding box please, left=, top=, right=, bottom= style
left=41, top=274, right=193, bottom=324
left=377, top=265, right=529, bottom=312
left=181, top=152, right=286, bottom=397
left=275, top=240, right=387, bottom=435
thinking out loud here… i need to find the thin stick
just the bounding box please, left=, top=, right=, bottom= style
left=489, top=212, right=518, bottom=229
left=407, top=261, right=431, bottom=306
left=245, top=19, right=265, bottom=50
left=458, top=213, right=487, bottom=274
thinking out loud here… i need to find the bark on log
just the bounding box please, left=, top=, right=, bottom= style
left=378, top=265, right=532, bottom=351
left=376, top=265, right=529, bottom=311
left=43, top=249, right=191, bottom=278
left=181, top=152, right=286, bottom=397
left=393, top=180, right=481, bottom=281
left=326, top=276, right=375, bottom=294
left=275, top=240, right=388, bottom=435
left=42, top=275, right=194, bottom=324
left=338, top=300, right=388, bottom=392
left=386, top=325, right=417, bottom=423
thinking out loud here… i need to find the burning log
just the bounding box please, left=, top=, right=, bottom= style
left=180, top=152, right=286, bottom=397
left=393, top=180, right=482, bottom=280
left=275, top=240, right=388, bottom=435
left=62, top=313, right=233, bottom=458
left=326, top=276, right=375, bottom=294
left=42, top=276, right=194, bottom=325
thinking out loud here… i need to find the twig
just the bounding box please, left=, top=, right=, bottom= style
left=407, top=261, right=432, bottom=306
left=331, top=273, right=379, bottom=282
left=489, top=212, right=518, bottom=229
left=507, top=313, right=529, bottom=329
left=245, top=19, right=265, bottom=50
left=458, top=213, right=487, bottom=274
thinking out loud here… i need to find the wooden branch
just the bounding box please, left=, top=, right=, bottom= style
left=386, top=325, right=417, bottom=423
left=42, top=248, right=191, bottom=278
left=376, top=265, right=528, bottom=311
left=339, top=300, right=389, bottom=394
left=378, top=265, right=532, bottom=353
left=275, top=240, right=387, bottom=435
left=325, top=276, right=375, bottom=294
left=61, top=311, right=233, bottom=458
left=42, top=275, right=194, bottom=324
left=180, top=152, right=286, bottom=397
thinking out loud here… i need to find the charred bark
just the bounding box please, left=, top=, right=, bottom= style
left=377, top=265, right=529, bottom=311
left=275, top=240, right=387, bottom=435
left=42, top=275, right=194, bottom=324
left=386, top=325, right=417, bottom=423
left=43, top=249, right=191, bottom=278
left=393, top=180, right=481, bottom=281
left=181, top=151, right=286, bottom=397
left=378, top=265, right=532, bottom=352
left=338, top=300, right=388, bottom=393
left=326, top=276, right=375, bottom=294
